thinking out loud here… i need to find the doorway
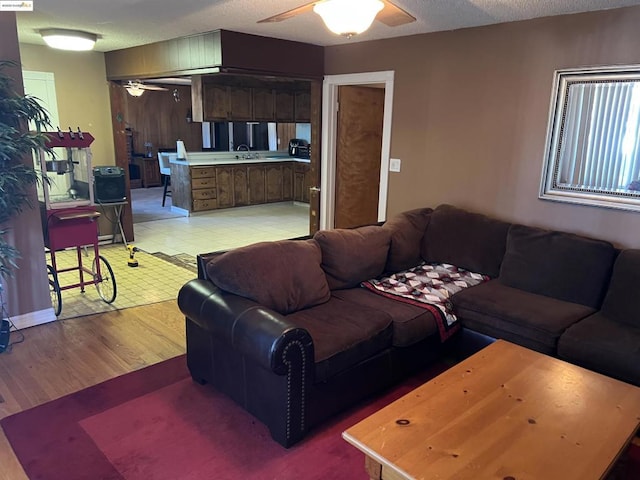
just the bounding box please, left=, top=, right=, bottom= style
left=320, top=71, right=395, bottom=230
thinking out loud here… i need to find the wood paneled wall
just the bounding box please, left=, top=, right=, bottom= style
left=124, top=84, right=202, bottom=155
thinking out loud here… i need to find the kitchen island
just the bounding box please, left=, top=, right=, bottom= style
left=169, top=151, right=311, bottom=215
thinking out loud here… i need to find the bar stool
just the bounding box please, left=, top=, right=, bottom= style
left=157, top=152, right=172, bottom=207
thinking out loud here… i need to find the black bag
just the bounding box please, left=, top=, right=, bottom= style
left=0, top=318, right=10, bottom=353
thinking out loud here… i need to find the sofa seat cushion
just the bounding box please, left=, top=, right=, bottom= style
left=286, top=296, right=393, bottom=382
left=499, top=225, right=616, bottom=309
left=332, top=288, right=438, bottom=347
left=205, top=239, right=330, bottom=315
left=452, top=280, right=595, bottom=354
left=558, top=313, right=640, bottom=386
left=314, top=225, right=391, bottom=290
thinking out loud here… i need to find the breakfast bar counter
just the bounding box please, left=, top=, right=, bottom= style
left=169, top=152, right=311, bottom=214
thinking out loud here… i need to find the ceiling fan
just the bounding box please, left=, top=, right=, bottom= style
left=122, top=80, right=168, bottom=97
left=258, top=0, right=416, bottom=37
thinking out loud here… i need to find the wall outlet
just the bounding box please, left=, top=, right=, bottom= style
left=389, top=158, right=401, bottom=172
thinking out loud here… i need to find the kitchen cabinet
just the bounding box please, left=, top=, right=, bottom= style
left=266, top=164, right=283, bottom=202
left=275, top=90, right=295, bottom=122
left=132, top=156, right=161, bottom=188
left=191, top=167, right=217, bottom=211
left=248, top=166, right=266, bottom=205
left=215, top=167, right=234, bottom=208
left=233, top=167, right=249, bottom=206
left=202, top=84, right=252, bottom=121
left=193, top=75, right=311, bottom=123
left=172, top=160, right=307, bottom=213
left=253, top=88, right=297, bottom=123
left=253, top=88, right=275, bottom=121
left=282, top=163, right=293, bottom=201
left=294, top=163, right=311, bottom=203
left=229, top=87, right=252, bottom=120
left=295, top=91, right=311, bottom=122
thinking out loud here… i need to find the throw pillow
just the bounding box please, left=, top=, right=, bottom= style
left=205, top=239, right=330, bottom=315
left=314, top=225, right=391, bottom=290
left=421, top=204, right=511, bottom=278
left=382, top=207, right=432, bottom=272
left=499, top=224, right=617, bottom=309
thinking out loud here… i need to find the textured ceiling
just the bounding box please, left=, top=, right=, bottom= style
left=16, top=0, right=640, bottom=52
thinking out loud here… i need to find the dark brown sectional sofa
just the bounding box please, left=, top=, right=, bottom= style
left=177, top=204, right=640, bottom=447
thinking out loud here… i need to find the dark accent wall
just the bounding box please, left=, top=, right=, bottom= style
left=324, top=6, right=640, bottom=249
left=105, top=30, right=324, bottom=80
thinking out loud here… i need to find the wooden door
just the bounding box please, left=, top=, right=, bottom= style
left=334, top=85, right=384, bottom=229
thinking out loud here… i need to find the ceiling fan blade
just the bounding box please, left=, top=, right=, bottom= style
left=257, top=1, right=316, bottom=23
left=377, top=0, right=416, bottom=27
left=141, top=85, right=168, bottom=91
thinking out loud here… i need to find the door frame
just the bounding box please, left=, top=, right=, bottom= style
left=320, top=70, right=395, bottom=230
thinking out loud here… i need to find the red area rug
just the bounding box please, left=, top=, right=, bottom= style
left=0, top=356, right=445, bottom=480
left=3, top=356, right=639, bottom=480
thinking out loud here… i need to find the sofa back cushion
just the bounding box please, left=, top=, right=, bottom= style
left=499, top=224, right=616, bottom=309
left=421, top=204, right=510, bottom=278
left=383, top=207, right=432, bottom=272
left=205, top=239, right=330, bottom=314
left=600, top=249, right=640, bottom=327
left=314, top=225, right=391, bottom=290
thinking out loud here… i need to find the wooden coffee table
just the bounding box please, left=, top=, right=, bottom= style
left=343, top=340, right=640, bottom=480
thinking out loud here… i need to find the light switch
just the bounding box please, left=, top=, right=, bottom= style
left=389, top=158, right=401, bottom=172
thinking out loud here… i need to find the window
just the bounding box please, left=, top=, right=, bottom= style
left=540, top=65, right=640, bottom=211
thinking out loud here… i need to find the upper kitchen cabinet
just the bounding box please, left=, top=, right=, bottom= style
left=192, top=74, right=311, bottom=123
left=199, top=82, right=252, bottom=122
left=275, top=90, right=295, bottom=123
left=253, top=87, right=276, bottom=122
left=295, top=91, right=311, bottom=122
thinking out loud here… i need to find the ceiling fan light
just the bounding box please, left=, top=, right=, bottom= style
left=125, top=84, right=145, bottom=97
left=40, top=28, right=97, bottom=51
left=313, top=0, right=384, bottom=36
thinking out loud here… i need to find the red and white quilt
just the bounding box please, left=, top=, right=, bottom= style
left=362, top=263, right=489, bottom=341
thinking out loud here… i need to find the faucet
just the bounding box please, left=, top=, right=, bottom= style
left=236, top=144, right=255, bottom=159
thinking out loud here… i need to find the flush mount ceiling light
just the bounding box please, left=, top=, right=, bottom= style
left=313, top=0, right=384, bottom=37
left=40, top=28, right=97, bottom=51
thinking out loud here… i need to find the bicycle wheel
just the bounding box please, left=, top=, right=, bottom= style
left=47, top=265, right=62, bottom=316
left=92, top=255, right=117, bottom=303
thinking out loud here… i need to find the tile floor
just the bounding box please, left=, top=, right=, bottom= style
left=130, top=187, right=310, bottom=257
left=48, top=244, right=196, bottom=321
left=46, top=189, right=309, bottom=321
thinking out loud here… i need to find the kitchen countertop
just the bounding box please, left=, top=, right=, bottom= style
left=170, top=151, right=310, bottom=166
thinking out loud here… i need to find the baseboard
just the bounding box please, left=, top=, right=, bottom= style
left=9, top=307, right=57, bottom=330
left=170, top=206, right=190, bottom=217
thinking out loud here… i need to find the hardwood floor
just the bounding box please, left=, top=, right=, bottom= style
left=0, top=300, right=186, bottom=480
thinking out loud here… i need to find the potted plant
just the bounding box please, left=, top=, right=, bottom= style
left=0, top=60, right=52, bottom=283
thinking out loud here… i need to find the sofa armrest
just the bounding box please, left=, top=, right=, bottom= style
left=178, top=279, right=314, bottom=374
